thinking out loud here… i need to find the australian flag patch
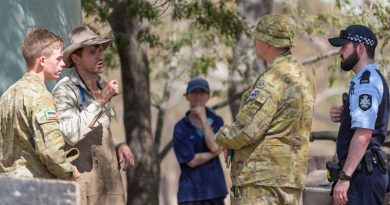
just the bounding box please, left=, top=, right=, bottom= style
left=248, top=90, right=259, bottom=100
left=45, top=110, right=59, bottom=121
left=359, top=94, right=372, bottom=111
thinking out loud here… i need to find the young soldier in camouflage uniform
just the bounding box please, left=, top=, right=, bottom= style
left=52, top=26, right=134, bottom=205
left=0, top=28, right=80, bottom=180
left=215, top=15, right=315, bottom=205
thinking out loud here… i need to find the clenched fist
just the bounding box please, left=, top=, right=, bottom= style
left=96, top=80, right=120, bottom=105
left=330, top=105, right=344, bottom=123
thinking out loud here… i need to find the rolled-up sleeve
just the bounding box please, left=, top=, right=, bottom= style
left=32, top=96, right=75, bottom=180
left=52, top=82, right=103, bottom=145
left=216, top=88, right=277, bottom=149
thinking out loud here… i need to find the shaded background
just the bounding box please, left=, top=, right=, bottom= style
left=0, top=0, right=81, bottom=94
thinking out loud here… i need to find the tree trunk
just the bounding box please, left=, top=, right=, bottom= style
left=228, top=0, right=273, bottom=117
left=110, top=2, right=159, bottom=205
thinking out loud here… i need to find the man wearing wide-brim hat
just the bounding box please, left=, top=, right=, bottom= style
left=215, top=14, right=315, bottom=205
left=52, top=26, right=134, bottom=205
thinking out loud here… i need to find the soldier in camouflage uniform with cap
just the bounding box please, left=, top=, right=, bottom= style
left=0, top=28, right=80, bottom=180
left=215, top=14, right=315, bottom=205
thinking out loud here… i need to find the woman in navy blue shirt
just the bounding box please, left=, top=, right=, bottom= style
left=173, top=77, right=228, bottom=205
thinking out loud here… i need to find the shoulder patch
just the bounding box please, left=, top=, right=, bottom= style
left=256, top=81, right=266, bottom=88
left=359, top=94, right=372, bottom=111
left=248, top=90, right=260, bottom=100
left=360, top=71, right=370, bottom=84
left=45, top=110, right=59, bottom=121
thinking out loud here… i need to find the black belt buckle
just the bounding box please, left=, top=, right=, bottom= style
left=230, top=186, right=242, bottom=199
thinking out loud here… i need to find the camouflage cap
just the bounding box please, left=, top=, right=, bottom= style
left=249, top=14, right=296, bottom=48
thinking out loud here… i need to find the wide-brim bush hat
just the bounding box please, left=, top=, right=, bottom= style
left=63, top=26, right=113, bottom=67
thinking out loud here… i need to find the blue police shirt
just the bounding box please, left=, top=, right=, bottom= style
left=173, top=107, right=228, bottom=203
left=337, top=64, right=390, bottom=160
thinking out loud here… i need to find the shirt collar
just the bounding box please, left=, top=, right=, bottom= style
left=268, top=51, right=293, bottom=70
left=68, top=68, right=105, bottom=90
left=184, top=107, right=216, bottom=123
left=24, top=72, right=46, bottom=87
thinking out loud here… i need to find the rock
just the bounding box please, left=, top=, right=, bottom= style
left=0, top=175, right=79, bottom=205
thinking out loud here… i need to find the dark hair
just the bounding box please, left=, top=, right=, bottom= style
left=73, top=47, right=83, bottom=57
left=365, top=45, right=375, bottom=59
left=353, top=42, right=375, bottom=59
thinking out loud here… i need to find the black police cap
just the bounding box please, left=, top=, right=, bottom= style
left=328, top=24, right=377, bottom=47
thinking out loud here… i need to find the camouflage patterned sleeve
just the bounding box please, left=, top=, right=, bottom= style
left=32, top=93, right=75, bottom=180
left=216, top=88, right=278, bottom=149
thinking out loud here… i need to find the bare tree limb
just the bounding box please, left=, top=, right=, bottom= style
left=302, top=49, right=339, bottom=65
left=159, top=140, right=173, bottom=161
left=211, top=89, right=246, bottom=110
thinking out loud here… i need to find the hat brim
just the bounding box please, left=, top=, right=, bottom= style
left=63, top=36, right=112, bottom=68
left=328, top=37, right=350, bottom=47
left=185, top=85, right=210, bottom=95
left=248, top=30, right=294, bottom=48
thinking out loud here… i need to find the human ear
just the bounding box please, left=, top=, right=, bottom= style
left=70, top=53, right=81, bottom=65
left=38, top=56, right=46, bottom=67
left=358, top=43, right=365, bottom=55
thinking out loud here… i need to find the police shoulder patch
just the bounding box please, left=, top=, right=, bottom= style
left=359, top=71, right=370, bottom=84
left=359, top=94, right=372, bottom=111
left=248, top=89, right=260, bottom=100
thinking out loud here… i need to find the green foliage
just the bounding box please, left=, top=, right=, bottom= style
left=190, top=56, right=216, bottom=76
left=103, top=44, right=119, bottom=69
left=297, top=0, right=390, bottom=83
left=137, top=30, right=162, bottom=47
left=82, top=0, right=242, bottom=84
left=128, top=0, right=161, bottom=20
left=82, top=0, right=112, bottom=21
left=173, top=0, right=244, bottom=40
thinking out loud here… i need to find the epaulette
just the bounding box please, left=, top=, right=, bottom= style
left=360, top=70, right=370, bottom=84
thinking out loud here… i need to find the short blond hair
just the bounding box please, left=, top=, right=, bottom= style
left=22, top=28, right=64, bottom=67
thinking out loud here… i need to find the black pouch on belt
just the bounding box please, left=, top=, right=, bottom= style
left=363, top=149, right=374, bottom=175
left=326, top=161, right=340, bottom=182
left=374, top=150, right=389, bottom=173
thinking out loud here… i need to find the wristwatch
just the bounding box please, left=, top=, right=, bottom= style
left=338, top=170, right=352, bottom=181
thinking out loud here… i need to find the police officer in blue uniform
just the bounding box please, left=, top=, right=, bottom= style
left=328, top=25, right=389, bottom=205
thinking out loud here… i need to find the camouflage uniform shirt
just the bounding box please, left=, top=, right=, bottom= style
left=216, top=52, right=315, bottom=189
left=0, top=73, right=76, bottom=179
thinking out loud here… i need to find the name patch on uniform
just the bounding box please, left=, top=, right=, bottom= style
left=360, top=71, right=370, bottom=84
left=45, top=111, right=59, bottom=121
left=248, top=90, right=259, bottom=99
left=359, top=94, right=372, bottom=111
